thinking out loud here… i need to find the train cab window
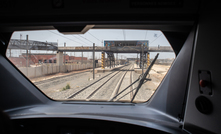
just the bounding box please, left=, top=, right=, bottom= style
left=6, top=29, right=175, bottom=103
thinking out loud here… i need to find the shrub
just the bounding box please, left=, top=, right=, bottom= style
left=61, top=83, right=71, bottom=91
left=66, top=83, right=70, bottom=89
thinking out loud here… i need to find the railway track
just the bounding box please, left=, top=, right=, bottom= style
left=67, top=64, right=133, bottom=101
left=109, top=65, right=134, bottom=101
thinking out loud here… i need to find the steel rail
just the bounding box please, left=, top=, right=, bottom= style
left=109, top=65, right=133, bottom=101
left=67, top=65, right=130, bottom=99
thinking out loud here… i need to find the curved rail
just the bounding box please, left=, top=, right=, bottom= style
left=67, top=64, right=131, bottom=99
left=109, top=65, right=133, bottom=100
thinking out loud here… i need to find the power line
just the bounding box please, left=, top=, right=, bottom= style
left=144, top=30, right=148, bottom=40
left=123, top=30, right=126, bottom=40
left=87, top=32, right=101, bottom=42
left=48, top=30, right=85, bottom=45
left=78, top=35, right=94, bottom=44
left=150, top=34, right=163, bottom=44
left=72, top=35, right=90, bottom=45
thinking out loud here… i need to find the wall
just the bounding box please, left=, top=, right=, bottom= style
left=18, top=63, right=101, bottom=78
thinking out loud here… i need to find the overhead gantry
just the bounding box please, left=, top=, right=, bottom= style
left=8, top=39, right=173, bottom=69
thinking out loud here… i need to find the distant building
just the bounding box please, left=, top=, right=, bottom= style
left=8, top=57, right=27, bottom=67
left=8, top=53, right=88, bottom=67
left=127, top=58, right=137, bottom=61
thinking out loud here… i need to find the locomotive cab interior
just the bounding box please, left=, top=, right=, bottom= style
left=0, top=0, right=221, bottom=133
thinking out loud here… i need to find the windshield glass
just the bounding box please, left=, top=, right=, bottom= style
left=6, top=29, right=175, bottom=103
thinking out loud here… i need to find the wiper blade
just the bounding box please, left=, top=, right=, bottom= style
left=109, top=78, right=139, bottom=101
left=113, top=77, right=151, bottom=102
left=115, top=86, right=138, bottom=101
left=130, top=53, right=159, bottom=103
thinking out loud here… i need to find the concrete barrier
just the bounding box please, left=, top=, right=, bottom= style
left=60, top=65, right=65, bottom=73
left=19, top=67, right=27, bottom=76
left=42, top=66, right=47, bottom=75
left=47, top=66, right=52, bottom=74
left=18, top=63, right=101, bottom=78
left=52, top=66, right=56, bottom=74
left=35, top=66, right=42, bottom=77
left=28, top=67, right=35, bottom=78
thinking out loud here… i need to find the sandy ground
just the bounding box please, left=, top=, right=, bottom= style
left=27, top=63, right=171, bottom=102
left=30, top=69, right=91, bottom=83
left=132, top=64, right=171, bottom=102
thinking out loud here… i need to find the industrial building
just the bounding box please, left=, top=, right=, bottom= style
left=8, top=53, right=88, bottom=67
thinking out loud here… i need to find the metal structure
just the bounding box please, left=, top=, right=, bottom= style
left=140, top=52, right=147, bottom=70
left=57, top=46, right=173, bottom=53
left=101, top=52, right=105, bottom=69
left=8, top=39, right=58, bottom=50
left=106, top=52, right=115, bottom=68
left=93, top=43, right=95, bottom=79
left=147, top=53, right=150, bottom=68
left=104, top=40, right=149, bottom=47
left=8, top=39, right=173, bottom=53
left=8, top=39, right=173, bottom=69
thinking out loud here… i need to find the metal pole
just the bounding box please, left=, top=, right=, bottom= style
left=117, top=53, right=118, bottom=66
left=114, top=54, right=115, bottom=67
left=142, top=44, right=144, bottom=75
left=137, top=53, right=138, bottom=66
left=93, top=43, right=95, bottom=79
left=64, top=42, right=66, bottom=72
left=81, top=51, right=83, bottom=64
left=9, top=49, right=11, bottom=57
left=26, top=35, right=29, bottom=76
left=110, top=56, right=111, bottom=69
left=26, top=35, right=29, bottom=67
left=20, top=34, right=22, bottom=56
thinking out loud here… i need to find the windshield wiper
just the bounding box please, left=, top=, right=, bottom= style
left=109, top=53, right=159, bottom=102
left=114, top=76, right=152, bottom=102
left=109, top=78, right=139, bottom=101
left=130, top=53, right=159, bottom=103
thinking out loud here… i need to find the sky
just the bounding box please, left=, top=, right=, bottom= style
left=10, top=29, right=175, bottom=59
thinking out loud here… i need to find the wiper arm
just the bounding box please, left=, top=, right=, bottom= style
left=130, top=53, right=159, bottom=103
left=109, top=78, right=139, bottom=101
left=109, top=74, right=151, bottom=102
left=114, top=77, right=152, bottom=102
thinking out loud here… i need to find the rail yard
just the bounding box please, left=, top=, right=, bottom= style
left=31, top=62, right=171, bottom=102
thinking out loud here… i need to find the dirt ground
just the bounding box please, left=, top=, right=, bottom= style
left=27, top=64, right=171, bottom=102
left=132, top=64, right=171, bottom=102
left=147, top=64, right=171, bottom=90
left=30, top=69, right=91, bottom=83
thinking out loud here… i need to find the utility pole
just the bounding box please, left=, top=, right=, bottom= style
left=142, top=44, right=144, bottom=75
left=81, top=51, right=83, bottom=64
left=9, top=49, right=11, bottom=57
left=137, top=53, right=138, bottom=66
left=117, top=53, right=118, bottom=66
left=20, top=34, right=22, bottom=57
left=26, top=35, right=29, bottom=67
left=64, top=42, right=66, bottom=72
left=93, top=43, right=95, bottom=79
left=26, top=35, right=29, bottom=76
